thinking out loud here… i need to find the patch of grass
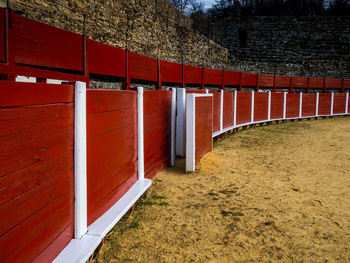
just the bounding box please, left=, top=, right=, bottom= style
left=144, top=200, right=157, bottom=206
left=153, top=195, right=167, bottom=200
left=158, top=202, right=169, bottom=206
left=128, top=222, right=140, bottom=229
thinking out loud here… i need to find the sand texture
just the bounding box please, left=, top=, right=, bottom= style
left=93, top=117, right=350, bottom=263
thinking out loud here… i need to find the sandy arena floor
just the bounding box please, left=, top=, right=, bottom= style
left=93, top=117, right=350, bottom=263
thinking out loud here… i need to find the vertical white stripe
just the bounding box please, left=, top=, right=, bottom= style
left=299, top=92, right=303, bottom=118
left=74, top=81, right=87, bottom=239
left=316, top=92, right=319, bottom=116
left=345, top=92, right=349, bottom=114
left=220, top=90, right=224, bottom=130
left=233, top=90, right=237, bottom=127
left=176, top=88, right=186, bottom=157
left=170, top=88, right=176, bottom=166
left=268, top=90, right=271, bottom=121
left=205, top=88, right=209, bottom=94
left=283, top=92, right=287, bottom=119
left=331, top=92, right=334, bottom=115
left=186, top=93, right=196, bottom=172
left=137, top=87, right=144, bottom=180
left=251, top=90, right=254, bottom=123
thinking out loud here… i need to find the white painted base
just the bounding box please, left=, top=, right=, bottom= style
left=54, top=179, right=152, bottom=263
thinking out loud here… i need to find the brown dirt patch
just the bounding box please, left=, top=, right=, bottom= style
left=93, top=117, right=350, bottom=263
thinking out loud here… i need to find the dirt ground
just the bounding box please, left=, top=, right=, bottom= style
left=93, top=117, right=350, bottom=263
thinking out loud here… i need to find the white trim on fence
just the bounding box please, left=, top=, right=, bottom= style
left=233, top=90, right=237, bottom=127
left=283, top=92, right=287, bottom=119
left=137, top=87, right=145, bottom=180
left=220, top=90, right=224, bottom=131
left=345, top=92, right=349, bottom=114
left=205, top=89, right=209, bottom=94
left=268, top=91, right=271, bottom=121
left=74, top=81, right=87, bottom=240
left=185, top=93, right=213, bottom=172
left=251, top=90, right=255, bottom=122
left=171, top=88, right=176, bottom=166
left=299, top=92, right=303, bottom=118
left=176, top=88, right=186, bottom=157
left=15, top=76, right=36, bottom=82
left=315, top=92, right=319, bottom=117
left=331, top=92, right=334, bottom=115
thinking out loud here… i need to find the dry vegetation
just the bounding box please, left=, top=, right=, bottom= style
left=93, top=117, right=350, bottom=263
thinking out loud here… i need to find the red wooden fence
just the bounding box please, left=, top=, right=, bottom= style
left=223, top=92, right=234, bottom=128
left=302, top=93, right=316, bottom=117
left=333, top=93, right=346, bottom=114
left=0, top=8, right=5, bottom=63
left=318, top=93, right=332, bottom=116
left=210, top=91, right=221, bottom=132
left=254, top=92, right=269, bottom=121
left=236, top=91, right=252, bottom=124
left=286, top=93, right=300, bottom=118
left=270, top=92, right=284, bottom=119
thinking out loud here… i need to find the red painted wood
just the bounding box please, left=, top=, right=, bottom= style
left=0, top=82, right=74, bottom=107
left=0, top=82, right=74, bottom=263
left=291, top=77, right=307, bottom=88
left=286, top=93, right=300, bottom=118
left=318, top=93, right=332, bottom=115
left=302, top=93, right=316, bottom=117
left=325, top=78, right=342, bottom=90
left=258, top=74, right=274, bottom=87
left=333, top=93, right=346, bottom=114
left=209, top=91, right=221, bottom=132
left=195, top=96, right=213, bottom=165
left=86, top=89, right=138, bottom=225
left=270, top=92, right=284, bottom=119
left=143, top=91, right=172, bottom=179
left=223, top=92, right=234, bottom=128
left=344, top=79, right=350, bottom=90
left=241, top=72, right=257, bottom=87
left=204, top=68, right=222, bottom=85
left=160, top=60, right=182, bottom=83
left=129, top=51, right=157, bottom=81
left=254, top=92, right=268, bottom=121
left=0, top=8, right=4, bottom=62
left=308, top=78, right=324, bottom=89
left=186, top=89, right=206, bottom=93
left=223, top=71, right=240, bottom=86
left=184, top=65, right=202, bottom=84
left=88, top=39, right=125, bottom=77
left=236, top=91, right=252, bottom=124
left=275, top=75, right=291, bottom=88
left=12, top=13, right=83, bottom=71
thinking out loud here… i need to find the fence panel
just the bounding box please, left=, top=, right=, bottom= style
left=223, top=71, right=240, bottom=86
left=209, top=91, right=221, bottom=132
left=275, top=75, right=290, bottom=88
left=333, top=93, right=346, bottom=114
left=302, top=93, right=316, bottom=117
left=270, top=92, right=284, bottom=119
left=286, top=93, right=300, bottom=118
left=308, top=78, right=324, bottom=89
left=241, top=72, right=257, bottom=87
left=184, top=65, right=202, bottom=84
left=204, top=68, right=222, bottom=85
left=0, top=82, right=74, bottom=263
left=258, top=74, right=274, bottom=88
left=318, top=93, right=332, bottom=115
left=160, top=60, right=182, bottom=84
left=12, top=13, right=83, bottom=71
left=0, top=8, right=4, bottom=62
left=254, top=92, right=268, bottom=121
left=129, top=52, right=157, bottom=82
left=325, top=78, right=342, bottom=90
left=144, top=90, right=172, bottom=179
left=223, top=92, right=234, bottom=128
left=292, top=77, right=307, bottom=88
left=236, top=91, right=252, bottom=124
left=86, top=90, right=138, bottom=225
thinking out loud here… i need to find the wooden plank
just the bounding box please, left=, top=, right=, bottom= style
left=308, top=78, right=324, bottom=89
left=291, top=77, right=307, bottom=88
left=223, top=71, right=240, bottom=86
left=270, top=92, right=284, bottom=119
left=209, top=91, right=221, bottom=132
left=195, top=97, right=213, bottom=165
left=184, top=65, right=202, bottom=84
left=302, top=94, right=316, bottom=116
left=333, top=93, right=346, bottom=114
left=325, top=78, right=342, bottom=90
left=254, top=92, right=268, bottom=121
left=0, top=82, right=74, bottom=107
left=87, top=89, right=136, bottom=113
left=258, top=74, right=274, bottom=87
left=0, top=8, right=4, bottom=62
left=286, top=93, right=300, bottom=118
left=129, top=51, right=157, bottom=81
left=12, top=13, right=83, bottom=71
left=88, top=39, right=125, bottom=78
left=236, top=92, right=251, bottom=124
left=204, top=68, right=222, bottom=85
left=275, top=75, right=291, bottom=88
left=186, top=90, right=206, bottom=93
left=0, top=104, right=74, bottom=149
left=318, top=93, right=332, bottom=115
left=160, top=60, right=182, bottom=83
left=344, top=79, right=350, bottom=90
left=241, top=72, right=257, bottom=87
left=223, top=92, right=234, bottom=129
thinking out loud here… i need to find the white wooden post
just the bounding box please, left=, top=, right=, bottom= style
left=176, top=88, right=186, bottom=157
left=170, top=88, right=176, bottom=166
left=137, top=87, right=144, bottom=180
left=186, top=93, right=196, bottom=172
left=345, top=92, right=349, bottom=114
left=251, top=90, right=254, bottom=123
left=316, top=92, right=319, bottom=117
left=283, top=92, right=287, bottom=119
left=299, top=92, right=303, bottom=118
left=331, top=92, right=334, bottom=115
left=220, top=89, right=224, bottom=130
left=205, top=88, right=209, bottom=94
left=233, top=90, right=237, bottom=127
left=268, top=90, right=271, bottom=121
left=74, top=81, right=87, bottom=239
